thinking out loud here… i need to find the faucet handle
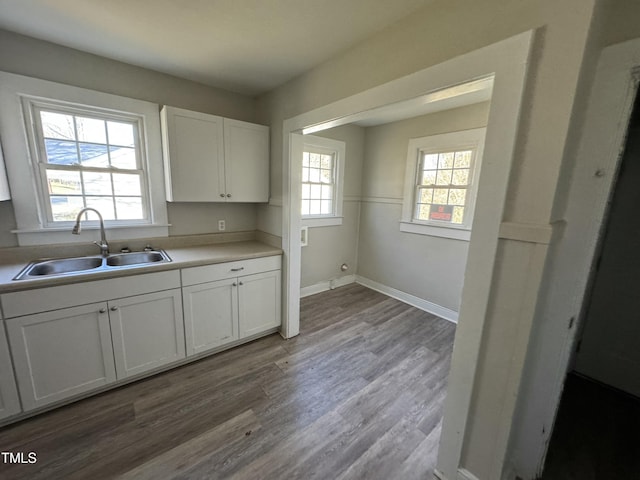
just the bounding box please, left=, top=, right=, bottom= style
left=144, top=244, right=154, bottom=252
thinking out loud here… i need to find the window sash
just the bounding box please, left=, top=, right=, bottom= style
left=302, top=149, right=337, bottom=217
left=30, top=103, right=150, bottom=225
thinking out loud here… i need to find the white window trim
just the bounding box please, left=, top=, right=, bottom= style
left=301, top=135, right=345, bottom=228
left=0, top=71, right=169, bottom=246
left=400, top=127, right=486, bottom=239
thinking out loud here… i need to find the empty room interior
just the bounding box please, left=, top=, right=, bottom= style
left=0, top=1, right=640, bottom=479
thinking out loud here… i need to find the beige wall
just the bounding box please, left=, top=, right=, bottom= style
left=300, top=124, right=364, bottom=288
left=0, top=29, right=259, bottom=247
left=256, top=0, right=598, bottom=478
left=357, top=103, right=489, bottom=313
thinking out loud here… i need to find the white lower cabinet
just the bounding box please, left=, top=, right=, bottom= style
left=0, top=324, right=22, bottom=419
left=238, top=270, right=281, bottom=338
left=6, top=303, right=117, bottom=411
left=182, top=255, right=282, bottom=356
left=109, top=289, right=185, bottom=379
left=183, top=278, right=238, bottom=356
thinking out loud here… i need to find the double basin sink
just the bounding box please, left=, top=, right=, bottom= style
left=14, top=250, right=171, bottom=280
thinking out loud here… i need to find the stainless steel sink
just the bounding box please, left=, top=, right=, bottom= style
left=26, top=257, right=104, bottom=276
left=105, top=251, right=169, bottom=267
left=13, top=250, right=171, bottom=280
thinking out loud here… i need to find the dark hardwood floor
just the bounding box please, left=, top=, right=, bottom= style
left=541, top=373, right=640, bottom=480
left=0, top=284, right=455, bottom=479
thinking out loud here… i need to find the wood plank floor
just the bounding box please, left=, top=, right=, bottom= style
left=0, top=284, right=455, bottom=480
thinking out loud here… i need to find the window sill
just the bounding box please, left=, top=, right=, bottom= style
left=399, top=221, right=471, bottom=241
left=302, top=216, right=344, bottom=228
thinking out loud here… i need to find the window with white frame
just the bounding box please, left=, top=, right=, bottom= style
left=0, top=71, right=168, bottom=245
left=30, top=103, right=148, bottom=224
left=401, top=128, right=485, bottom=240
left=301, top=135, right=345, bottom=227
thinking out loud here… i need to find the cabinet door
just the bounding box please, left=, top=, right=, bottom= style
left=183, top=278, right=238, bottom=356
left=161, top=106, right=225, bottom=202
left=6, top=303, right=116, bottom=411
left=238, top=270, right=281, bottom=338
left=0, top=324, right=21, bottom=420
left=223, top=118, right=269, bottom=202
left=109, top=289, right=185, bottom=379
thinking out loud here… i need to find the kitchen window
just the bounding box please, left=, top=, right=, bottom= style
left=31, top=104, right=148, bottom=224
left=301, top=135, right=345, bottom=227
left=0, top=71, right=169, bottom=245
left=400, top=128, right=485, bottom=240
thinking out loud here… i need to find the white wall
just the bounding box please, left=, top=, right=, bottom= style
left=357, top=103, right=489, bottom=314
left=0, top=29, right=259, bottom=248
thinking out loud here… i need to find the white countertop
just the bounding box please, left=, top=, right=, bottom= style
left=0, top=241, right=282, bottom=294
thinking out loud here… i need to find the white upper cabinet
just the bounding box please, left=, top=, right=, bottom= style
left=161, top=106, right=269, bottom=203
left=0, top=140, right=10, bottom=201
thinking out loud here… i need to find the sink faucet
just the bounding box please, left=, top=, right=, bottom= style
left=72, top=207, right=109, bottom=256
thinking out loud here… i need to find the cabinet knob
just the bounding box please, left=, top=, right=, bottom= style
left=239, top=281, right=244, bottom=286
left=226, top=193, right=232, bottom=198
left=99, top=308, right=107, bottom=314
left=232, top=282, right=237, bottom=287
left=220, top=193, right=225, bottom=198
left=110, top=306, right=119, bottom=311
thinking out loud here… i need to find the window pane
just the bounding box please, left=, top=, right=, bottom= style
left=309, top=200, right=321, bottom=215
left=85, top=196, right=115, bottom=220
left=448, top=189, right=467, bottom=206
left=418, top=188, right=433, bottom=204
left=438, top=152, right=455, bottom=169
left=50, top=196, right=84, bottom=221
left=417, top=204, right=430, bottom=220
left=436, top=169, right=452, bottom=185
left=302, top=152, right=309, bottom=167
left=433, top=188, right=448, bottom=204
left=451, top=168, right=469, bottom=186
left=79, top=143, right=109, bottom=167
left=321, top=185, right=333, bottom=200
left=40, top=111, right=75, bottom=140
left=321, top=200, right=332, bottom=215
left=76, top=117, right=106, bottom=144
left=309, top=168, right=320, bottom=183
left=421, top=170, right=436, bottom=185
left=107, top=121, right=135, bottom=147
left=301, top=199, right=310, bottom=215
left=115, top=197, right=143, bottom=219
left=83, top=172, right=113, bottom=196
left=423, top=153, right=438, bottom=169
left=301, top=184, right=310, bottom=200
left=46, top=170, right=81, bottom=195
left=320, top=169, right=332, bottom=184
left=302, top=167, right=309, bottom=182
left=309, top=153, right=320, bottom=168
left=109, top=146, right=137, bottom=169
left=454, top=150, right=472, bottom=168
left=310, top=184, right=321, bottom=199
left=321, top=154, right=332, bottom=169
left=452, top=206, right=465, bottom=224
left=44, top=139, right=78, bottom=165
left=113, top=173, right=142, bottom=196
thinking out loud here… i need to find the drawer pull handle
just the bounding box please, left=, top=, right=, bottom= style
left=99, top=308, right=107, bottom=314
left=110, top=306, right=119, bottom=311
left=231, top=267, right=244, bottom=272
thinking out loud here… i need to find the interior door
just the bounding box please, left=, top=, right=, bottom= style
left=574, top=92, right=640, bottom=397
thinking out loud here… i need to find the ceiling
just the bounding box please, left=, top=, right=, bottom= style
left=0, top=0, right=434, bottom=96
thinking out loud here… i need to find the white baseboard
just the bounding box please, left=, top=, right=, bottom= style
left=355, top=275, right=458, bottom=323
left=457, top=468, right=481, bottom=480
left=300, top=274, right=356, bottom=298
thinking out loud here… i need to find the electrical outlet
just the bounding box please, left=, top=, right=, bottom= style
left=218, top=220, right=226, bottom=231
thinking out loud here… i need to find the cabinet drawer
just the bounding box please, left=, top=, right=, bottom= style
left=181, top=255, right=281, bottom=286
left=1, top=270, right=181, bottom=318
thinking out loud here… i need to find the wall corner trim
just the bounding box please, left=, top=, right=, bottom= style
left=498, top=222, right=553, bottom=244
left=355, top=275, right=458, bottom=323
left=457, top=468, right=481, bottom=480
